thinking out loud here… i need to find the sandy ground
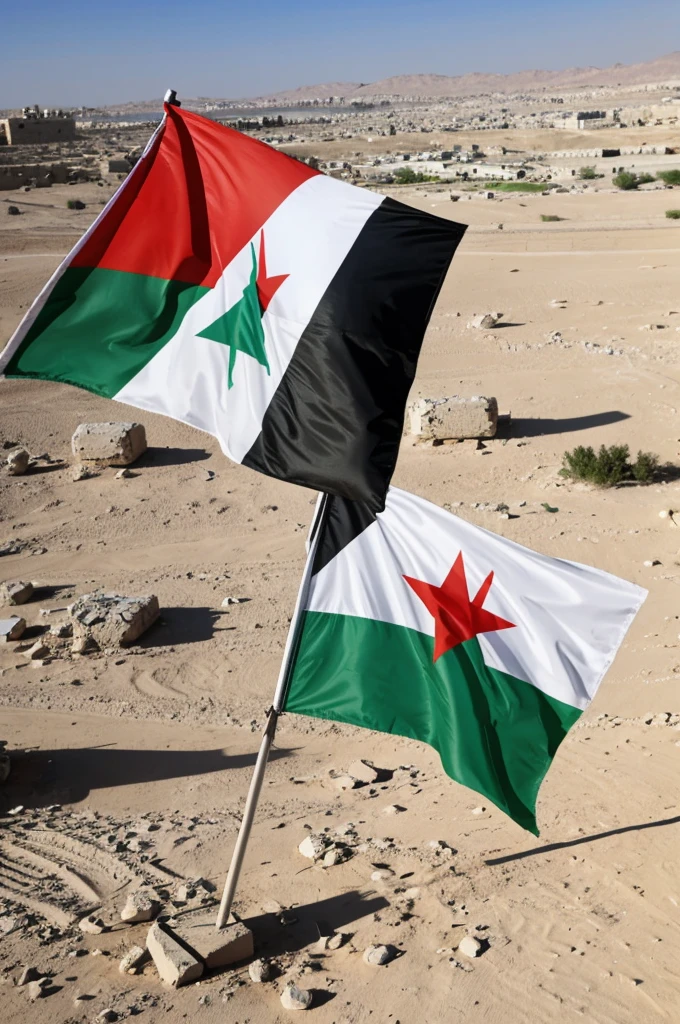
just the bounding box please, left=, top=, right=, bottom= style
left=1, top=176, right=680, bottom=1023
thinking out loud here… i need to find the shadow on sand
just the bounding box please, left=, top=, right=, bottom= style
left=505, top=410, right=630, bottom=438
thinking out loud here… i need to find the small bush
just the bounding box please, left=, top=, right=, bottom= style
left=658, top=169, right=680, bottom=186
left=540, top=214, right=565, bottom=222
left=66, top=199, right=86, bottom=210
left=613, top=171, right=655, bottom=191
left=579, top=166, right=597, bottom=180
left=666, top=209, right=680, bottom=219
left=393, top=167, right=440, bottom=184
left=561, top=444, right=659, bottom=487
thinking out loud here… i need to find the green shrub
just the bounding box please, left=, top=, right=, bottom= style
left=658, top=169, right=680, bottom=185
left=66, top=199, right=86, bottom=210
left=613, top=171, right=655, bottom=190
left=666, top=209, right=680, bottom=219
left=540, top=214, right=565, bottom=222
left=561, top=444, right=659, bottom=486
left=579, top=166, right=597, bottom=180
left=393, top=167, right=440, bottom=184
left=483, top=181, right=546, bottom=192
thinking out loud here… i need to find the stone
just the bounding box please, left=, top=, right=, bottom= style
left=280, top=983, right=312, bottom=1010
left=347, top=759, right=380, bottom=784
left=72, top=422, right=147, bottom=467
left=298, top=833, right=327, bottom=860
left=119, top=945, right=149, bottom=974
left=70, top=593, right=160, bottom=650
left=458, top=935, right=483, bottom=958
left=18, top=966, right=39, bottom=986
left=0, top=616, right=26, bottom=642
left=322, top=847, right=343, bottom=867
left=382, top=804, right=404, bottom=815
left=7, top=448, right=30, bottom=476
left=7, top=205, right=21, bottom=215
left=79, top=914, right=106, bottom=935
left=408, top=396, right=498, bottom=441
left=363, top=944, right=393, bottom=966
left=115, top=468, right=132, bottom=479
left=249, top=958, right=271, bottom=983
left=471, top=806, right=486, bottom=815
left=120, top=889, right=160, bottom=923
left=173, top=916, right=254, bottom=969
left=24, top=641, right=49, bottom=660
left=333, top=774, right=359, bottom=791
left=98, top=1009, right=118, bottom=1022
left=467, top=312, right=502, bottom=330
left=371, top=869, right=394, bottom=881
left=71, top=464, right=93, bottom=482
left=327, top=932, right=345, bottom=950
left=0, top=580, right=34, bottom=605
left=146, top=922, right=204, bottom=987
left=27, top=979, right=47, bottom=1001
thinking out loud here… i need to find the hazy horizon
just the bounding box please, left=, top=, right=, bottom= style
left=2, top=0, right=680, bottom=108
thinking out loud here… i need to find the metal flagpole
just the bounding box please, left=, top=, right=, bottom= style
left=215, top=491, right=331, bottom=930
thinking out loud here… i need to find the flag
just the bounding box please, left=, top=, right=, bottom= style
left=285, top=488, right=646, bottom=833
left=0, top=104, right=465, bottom=509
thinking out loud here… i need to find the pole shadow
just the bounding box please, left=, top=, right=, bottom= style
left=505, top=410, right=630, bottom=438
left=485, top=814, right=680, bottom=865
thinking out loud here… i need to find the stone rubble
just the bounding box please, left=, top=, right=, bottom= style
left=408, top=395, right=498, bottom=440
left=120, top=888, right=161, bottom=923
left=71, top=422, right=147, bottom=467
left=70, top=592, right=160, bottom=650
left=0, top=580, right=34, bottom=605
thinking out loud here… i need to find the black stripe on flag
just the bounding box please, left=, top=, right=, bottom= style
left=242, top=198, right=466, bottom=511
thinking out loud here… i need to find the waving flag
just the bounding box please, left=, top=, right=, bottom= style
left=285, top=489, right=646, bottom=833
left=0, top=105, right=465, bottom=508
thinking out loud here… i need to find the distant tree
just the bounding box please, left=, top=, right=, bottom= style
left=613, top=171, right=655, bottom=190
left=579, top=166, right=597, bottom=180
left=666, top=209, right=680, bottom=219
left=658, top=169, right=680, bottom=185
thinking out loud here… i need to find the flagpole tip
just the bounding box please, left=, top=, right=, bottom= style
left=164, top=89, right=181, bottom=107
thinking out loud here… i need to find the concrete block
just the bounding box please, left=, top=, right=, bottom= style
left=0, top=616, right=26, bottom=642
left=146, top=922, right=203, bottom=988
left=408, top=396, right=498, bottom=440
left=173, top=913, right=254, bottom=969
left=0, top=581, right=34, bottom=606
left=69, top=593, right=159, bottom=649
left=72, top=422, right=147, bottom=467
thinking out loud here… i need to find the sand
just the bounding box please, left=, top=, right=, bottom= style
left=1, top=175, right=679, bottom=1023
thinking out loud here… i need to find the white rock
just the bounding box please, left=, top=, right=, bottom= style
left=0, top=580, right=33, bottom=605
left=0, top=616, right=26, bottom=642
left=119, top=945, right=148, bottom=974
left=467, top=312, right=502, bottom=330
left=79, top=914, right=106, bottom=935
left=121, top=889, right=160, bottom=923
left=363, top=944, right=393, bottom=966
left=72, top=422, right=147, bottom=466
left=333, top=774, right=359, bottom=791
left=249, top=958, right=271, bottom=983
left=371, top=869, right=394, bottom=881
left=280, top=983, right=313, bottom=1010
left=7, top=448, right=30, bottom=476
left=458, top=935, right=483, bottom=958
left=298, top=834, right=326, bottom=860
left=347, top=759, right=380, bottom=784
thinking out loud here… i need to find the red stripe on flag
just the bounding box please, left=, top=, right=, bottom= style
left=72, top=105, right=319, bottom=288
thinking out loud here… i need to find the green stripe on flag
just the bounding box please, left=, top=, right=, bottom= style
left=285, top=611, right=582, bottom=834
left=5, top=267, right=209, bottom=398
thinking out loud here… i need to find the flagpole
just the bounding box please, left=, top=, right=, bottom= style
left=215, top=491, right=330, bottom=930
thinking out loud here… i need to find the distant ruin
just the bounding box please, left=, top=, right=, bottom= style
left=0, top=105, right=76, bottom=146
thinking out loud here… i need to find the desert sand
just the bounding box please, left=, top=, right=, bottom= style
left=1, top=172, right=679, bottom=1023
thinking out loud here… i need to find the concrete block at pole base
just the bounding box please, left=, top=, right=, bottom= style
left=146, top=922, right=204, bottom=988
left=71, top=422, right=147, bottom=467
left=70, top=593, right=160, bottom=650
left=408, top=396, right=498, bottom=441
left=173, top=912, right=254, bottom=969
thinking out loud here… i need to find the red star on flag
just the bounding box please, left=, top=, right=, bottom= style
left=404, top=552, right=516, bottom=662
left=256, top=232, right=288, bottom=312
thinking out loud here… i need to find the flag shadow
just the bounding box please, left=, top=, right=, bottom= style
left=485, top=814, right=680, bottom=865
left=138, top=607, right=228, bottom=647
left=243, top=889, right=391, bottom=960
left=504, top=410, right=630, bottom=438
left=2, top=745, right=293, bottom=807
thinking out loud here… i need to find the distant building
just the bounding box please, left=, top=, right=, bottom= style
left=0, top=108, right=76, bottom=146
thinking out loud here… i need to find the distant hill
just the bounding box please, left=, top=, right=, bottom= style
left=254, top=51, right=680, bottom=102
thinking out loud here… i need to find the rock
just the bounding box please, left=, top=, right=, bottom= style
left=322, top=847, right=343, bottom=867
left=119, top=945, right=149, bottom=974
left=643, top=560, right=661, bottom=568
left=50, top=622, right=73, bottom=638
left=7, top=205, right=21, bottom=216
left=24, top=641, right=49, bottom=661
left=249, top=958, right=271, bottom=983
left=27, top=979, right=47, bottom=1001
left=7, top=448, right=30, bottom=476
left=146, top=922, right=204, bottom=987
left=173, top=914, right=254, bottom=969
left=71, top=464, right=94, bottom=482
left=363, top=944, right=393, bottom=966
left=79, top=914, right=107, bottom=935
left=327, top=932, right=345, bottom=950
left=471, top=806, right=486, bottom=815
left=98, top=1009, right=118, bottom=1022
left=347, top=759, right=380, bottom=784
left=70, top=593, right=160, bottom=650
left=333, top=774, right=359, bottom=791
left=17, top=966, right=40, bottom=986
left=280, top=983, right=312, bottom=1010
left=0, top=616, right=26, bottom=642
left=120, top=889, right=160, bottom=923
left=382, top=804, right=404, bottom=815
left=408, top=396, right=498, bottom=441
left=0, top=581, right=34, bottom=606
left=115, top=468, right=132, bottom=479
left=71, top=422, right=147, bottom=467
left=175, top=883, right=195, bottom=902
left=221, top=596, right=247, bottom=606
left=467, top=312, right=502, bottom=330
left=458, top=935, right=483, bottom=958
left=298, top=833, right=327, bottom=860
left=371, top=869, right=394, bottom=881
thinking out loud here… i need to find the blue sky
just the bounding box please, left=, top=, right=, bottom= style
left=1, top=0, right=679, bottom=107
